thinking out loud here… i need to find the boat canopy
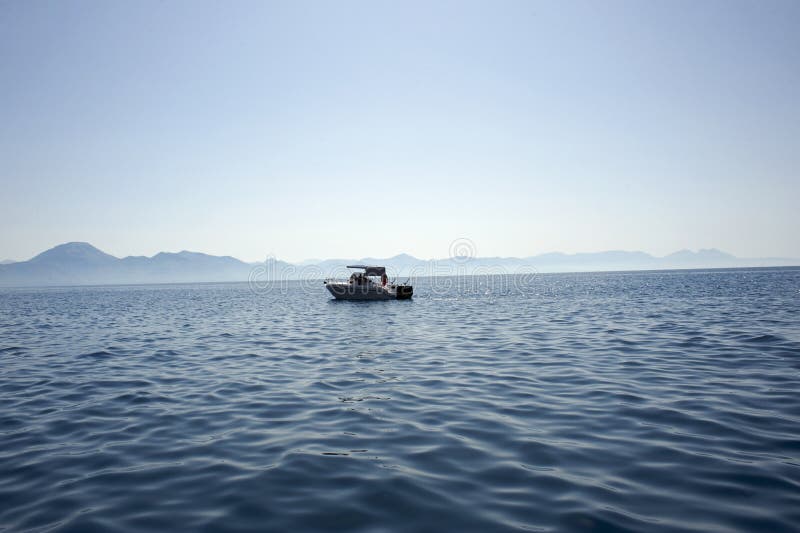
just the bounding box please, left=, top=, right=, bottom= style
left=347, top=265, right=386, bottom=276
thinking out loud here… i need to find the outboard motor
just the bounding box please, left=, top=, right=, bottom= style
left=396, top=285, right=413, bottom=300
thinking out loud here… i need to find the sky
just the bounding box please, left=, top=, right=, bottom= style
left=1, top=0, right=798, bottom=262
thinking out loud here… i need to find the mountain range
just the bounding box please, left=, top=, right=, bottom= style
left=0, top=242, right=796, bottom=287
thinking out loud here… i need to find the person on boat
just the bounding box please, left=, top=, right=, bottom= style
left=381, top=272, right=388, bottom=286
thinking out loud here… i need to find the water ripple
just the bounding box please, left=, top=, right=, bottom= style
left=1, top=268, right=800, bottom=532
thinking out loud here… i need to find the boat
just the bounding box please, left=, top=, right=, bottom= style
left=324, top=265, right=413, bottom=300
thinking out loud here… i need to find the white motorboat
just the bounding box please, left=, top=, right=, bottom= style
left=324, top=265, right=413, bottom=301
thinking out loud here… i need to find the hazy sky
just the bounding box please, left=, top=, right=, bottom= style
left=2, top=0, right=798, bottom=262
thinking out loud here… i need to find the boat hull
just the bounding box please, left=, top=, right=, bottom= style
left=325, top=282, right=412, bottom=301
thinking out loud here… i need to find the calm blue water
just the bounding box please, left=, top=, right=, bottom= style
left=1, top=268, right=799, bottom=532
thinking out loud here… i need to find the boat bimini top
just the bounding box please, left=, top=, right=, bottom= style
left=346, top=265, right=386, bottom=277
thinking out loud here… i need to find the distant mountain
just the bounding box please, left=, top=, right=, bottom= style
left=230, top=248, right=799, bottom=280
left=0, top=242, right=256, bottom=286
left=29, top=241, right=117, bottom=265
left=520, top=250, right=657, bottom=272
left=663, top=248, right=736, bottom=264
left=0, top=259, right=16, bottom=265
left=0, top=242, right=797, bottom=287
left=516, top=248, right=754, bottom=272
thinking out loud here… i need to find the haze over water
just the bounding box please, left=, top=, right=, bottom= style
left=2, top=268, right=799, bottom=532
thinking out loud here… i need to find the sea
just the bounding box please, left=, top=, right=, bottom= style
left=1, top=268, right=799, bottom=532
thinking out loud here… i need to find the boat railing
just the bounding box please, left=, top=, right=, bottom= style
left=324, top=277, right=392, bottom=288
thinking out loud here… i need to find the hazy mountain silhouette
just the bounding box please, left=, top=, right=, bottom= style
left=0, top=242, right=796, bottom=287
left=0, top=242, right=256, bottom=286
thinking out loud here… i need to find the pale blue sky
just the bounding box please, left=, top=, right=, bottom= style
left=2, top=0, right=798, bottom=262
